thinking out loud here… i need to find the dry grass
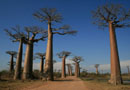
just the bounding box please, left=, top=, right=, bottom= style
left=0, top=79, right=44, bottom=90
left=82, top=74, right=130, bottom=90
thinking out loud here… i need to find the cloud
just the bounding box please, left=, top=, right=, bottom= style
left=32, top=59, right=74, bottom=71
left=32, top=59, right=130, bottom=73
left=2, top=59, right=129, bottom=74
left=53, top=59, right=74, bottom=71
left=86, top=60, right=130, bottom=73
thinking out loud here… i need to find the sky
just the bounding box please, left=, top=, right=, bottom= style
left=0, top=0, right=130, bottom=73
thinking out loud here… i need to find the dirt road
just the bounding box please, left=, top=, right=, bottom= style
left=22, top=76, right=88, bottom=90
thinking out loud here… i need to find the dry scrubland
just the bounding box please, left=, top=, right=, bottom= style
left=1, top=72, right=130, bottom=90
left=82, top=74, right=130, bottom=90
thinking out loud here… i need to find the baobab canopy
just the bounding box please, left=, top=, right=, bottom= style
left=92, top=4, right=130, bottom=28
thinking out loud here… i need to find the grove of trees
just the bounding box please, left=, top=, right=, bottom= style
left=1, top=3, right=130, bottom=86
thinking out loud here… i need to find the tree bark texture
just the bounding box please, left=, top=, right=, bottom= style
left=40, top=58, right=44, bottom=73
left=96, top=68, right=98, bottom=75
left=10, top=55, right=14, bottom=72
left=108, top=22, right=123, bottom=85
left=75, top=62, right=79, bottom=77
left=44, top=22, right=54, bottom=81
left=14, top=39, right=23, bottom=80
left=69, top=65, right=72, bottom=76
left=67, top=64, right=70, bottom=76
left=22, top=41, right=33, bottom=80
left=62, top=56, right=66, bottom=78
left=78, top=65, right=80, bottom=77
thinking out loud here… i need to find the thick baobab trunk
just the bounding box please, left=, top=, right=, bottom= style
left=108, top=22, right=123, bottom=85
left=96, top=68, right=98, bottom=75
left=62, top=56, right=66, bottom=78
left=10, top=55, right=14, bottom=72
left=23, top=41, right=33, bottom=80
left=14, top=39, right=23, bottom=80
left=40, top=58, right=44, bottom=73
left=75, top=62, right=79, bottom=77
left=44, top=22, right=54, bottom=81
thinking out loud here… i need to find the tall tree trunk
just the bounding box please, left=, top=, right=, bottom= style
left=127, top=67, right=130, bottom=74
left=44, top=22, right=54, bottom=81
left=40, top=58, right=44, bottom=73
left=96, top=68, right=98, bottom=75
left=108, top=22, right=123, bottom=85
left=78, top=65, right=80, bottom=77
left=75, top=62, right=79, bottom=77
left=69, top=65, right=72, bottom=76
left=67, top=64, right=70, bottom=76
left=10, top=55, right=14, bottom=72
left=22, top=41, right=33, bottom=80
left=62, top=56, right=66, bottom=78
left=14, top=39, right=23, bottom=80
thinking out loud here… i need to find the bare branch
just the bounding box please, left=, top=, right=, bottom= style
left=92, top=3, right=130, bottom=28
left=4, top=26, right=27, bottom=42
left=95, top=64, right=100, bottom=68
left=57, top=51, right=71, bottom=58
left=35, top=52, right=46, bottom=59
left=33, top=8, right=63, bottom=23
left=6, top=51, right=17, bottom=58
left=24, top=26, right=47, bottom=42
left=71, top=56, right=84, bottom=63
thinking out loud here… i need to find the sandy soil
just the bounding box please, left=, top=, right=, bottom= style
left=22, top=76, right=88, bottom=90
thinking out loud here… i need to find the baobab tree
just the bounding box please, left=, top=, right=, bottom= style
left=6, top=51, right=17, bottom=73
left=5, top=26, right=26, bottom=80
left=92, top=4, right=130, bottom=85
left=72, top=56, right=83, bottom=77
left=66, top=64, right=70, bottom=76
left=57, top=51, right=71, bottom=78
left=35, top=53, right=46, bottom=73
left=79, top=67, right=82, bottom=76
left=94, top=64, right=100, bottom=74
left=33, top=8, right=77, bottom=81
left=66, top=64, right=73, bottom=76
left=22, top=26, right=47, bottom=80
left=53, top=60, right=57, bottom=64
left=69, top=65, right=73, bottom=76
left=126, top=66, right=130, bottom=74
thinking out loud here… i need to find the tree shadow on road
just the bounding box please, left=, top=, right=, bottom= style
left=54, top=79, right=73, bottom=82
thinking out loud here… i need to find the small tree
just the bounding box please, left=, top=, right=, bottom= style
left=94, top=64, right=100, bottom=74
left=57, top=51, right=71, bottom=78
left=22, top=26, right=47, bottom=80
left=72, top=56, right=83, bottom=77
left=35, top=53, right=46, bottom=73
left=6, top=51, right=17, bottom=73
left=5, top=25, right=26, bottom=80
left=33, top=8, right=77, bottom=81
left=92, top=4, right=130, bottom=85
